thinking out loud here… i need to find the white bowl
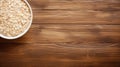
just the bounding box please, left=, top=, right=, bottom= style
left=0, top=0, right=33, bottom=39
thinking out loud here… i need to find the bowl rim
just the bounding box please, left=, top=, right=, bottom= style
left=0, top=0, right=33, bottom=39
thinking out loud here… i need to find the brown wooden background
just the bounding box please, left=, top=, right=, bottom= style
left=0, top=0, right=120, bottom=67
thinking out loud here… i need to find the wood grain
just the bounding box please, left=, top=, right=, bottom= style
left=0, top=0, right=120, bottom=67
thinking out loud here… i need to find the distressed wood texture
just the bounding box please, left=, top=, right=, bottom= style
left=0, top=0, right=120, bottom=67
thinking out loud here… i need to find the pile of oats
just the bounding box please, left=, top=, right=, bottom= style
left=0, top=0, right=31, bottom=37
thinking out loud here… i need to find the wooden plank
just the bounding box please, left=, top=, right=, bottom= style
left=0, top=43, right=120, bottom=64
left=0, top=26, right=119, bottom=43
left=31, top=24, right=120, bottom=32
left=0, top=43, right=120, bottom=57
left=28, top=0, right=120, bottom=24
left=33, top=10, right=120, bottom=24
left=28, top=0, right=120, bottom=10
left=0, top=62, right=119, bottom=67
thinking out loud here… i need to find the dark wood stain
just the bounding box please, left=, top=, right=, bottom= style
left=0, top=0, right=120, bottom=67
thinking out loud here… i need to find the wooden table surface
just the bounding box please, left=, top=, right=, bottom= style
left=0, top=0, right=120, bottom=67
